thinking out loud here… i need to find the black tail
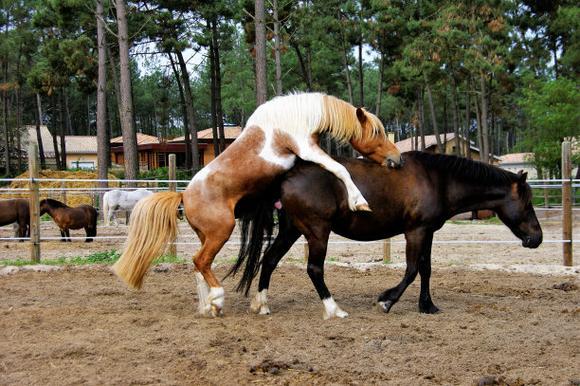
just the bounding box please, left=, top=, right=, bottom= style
left=225, top=196, right=278, bottom=296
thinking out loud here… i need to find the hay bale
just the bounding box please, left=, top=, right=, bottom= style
left=7, top=170, right=121, bottom=207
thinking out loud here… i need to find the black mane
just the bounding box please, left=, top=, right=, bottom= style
left=406, top=151, right=519, bottom=186
left=40, top=198, right=68, bottom=208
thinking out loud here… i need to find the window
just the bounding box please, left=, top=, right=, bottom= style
left=71, top=161, right=95, bottom=169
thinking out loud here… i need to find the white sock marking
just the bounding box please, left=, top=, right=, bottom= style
left=322, top=297, right=349, bottom=320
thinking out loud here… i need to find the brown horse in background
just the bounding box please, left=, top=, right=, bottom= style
left=113, top=92, right=402, bottom=317
left=0, top=199, right=30, bottom=240
left=40, top=199, right=97, bottom=242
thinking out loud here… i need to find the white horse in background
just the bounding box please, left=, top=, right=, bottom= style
left=102, top=189, right=153, bottom=226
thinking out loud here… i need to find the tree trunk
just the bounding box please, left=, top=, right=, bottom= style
left=292, top=43, right=312, bottom=91
left=96, top=0, right=109, bottom=190
left=2, top=61, right=10, bottom=175
left=273, top=0, right=283, bottom=96
left=417, top=87, right=426, bottom=151
left=451, top=79, right=460, bottom=156
left=49, top=95, right=61, bottom=170
left=168, top=53, right=191, bottom=169
left=208, top=20, right=220, bottom=158
left=357, top=37, right=364, bottom=107
left=115, top=0, right=139, bottom=181
left=59, top=91, right=67, bottom=170
left=16, top=87, right=22, bottom=172
left=339, top=18, right=354, bottom=104
left=107, top=45, right=121, bottom=137
left=464, top=89, right=471, bottom=159
left=254, top=0, right=267, bottom=105
left=175, top=50, right=200, bottom=171
left=479, top=74, right=490, bottom=163
left=375, top=51, right=384, bottom=115
left=211, top=18, right=226, bottom=154
left=474, top=90, right=484, bottom=162
left=35, top=94, right=46, bottom=168
left=425, top=83, right=443, bottom=153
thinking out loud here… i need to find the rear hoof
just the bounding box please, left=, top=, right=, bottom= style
left=210, top=304, right=224, bottom=317
left=378, top=300, right=394, bottom=313
left=355, top=203, right=372, bottom=212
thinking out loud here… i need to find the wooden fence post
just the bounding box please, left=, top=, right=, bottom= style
left=168, top=154, right=176, bottom=192
left=28, top=143, right=41, bottom=263
left=168, top=154, right=177, bottom=256
left=303, top=241, right=309, bottom=263
left=561, top=141, right=573, bottom=266
left=383, top=238, right=391, bottom=264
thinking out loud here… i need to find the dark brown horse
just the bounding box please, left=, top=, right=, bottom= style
left=230, top=151, right=543, bottom=319
left=0, top=199, right=30, bottom=240
left=40, top=199, right=97, bottom=242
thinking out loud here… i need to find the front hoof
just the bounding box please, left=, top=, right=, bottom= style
left=419, top=303, right=440, bottom=314
left=378, top=300, right=394, bottom=313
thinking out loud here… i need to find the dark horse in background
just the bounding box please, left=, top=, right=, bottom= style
left=229, top=151, right=543, bottom=319
left=40, top=199, right=98, bottom=242
left=0, top=199, right=30, bottom=240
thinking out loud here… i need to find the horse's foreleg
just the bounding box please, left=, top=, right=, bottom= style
left=378, top=229, right=429, bottom=313
left=65, top=229, right=72, bottom=242
left=251, top=218, right=301, bottom=315
left=297, top=144, right=370, bottom=212
left=59, top=229, right=66, bottom=242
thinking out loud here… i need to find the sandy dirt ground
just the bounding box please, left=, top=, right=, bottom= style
left=0, top=265, right=578, bottom=385
left=0, top=217, right=579, bottom=385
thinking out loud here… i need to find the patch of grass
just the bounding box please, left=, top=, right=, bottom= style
left=0, top=250, right=186, bottom=267
left=447, top=216, right=502, bottom=225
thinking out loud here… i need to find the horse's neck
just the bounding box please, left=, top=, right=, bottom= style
left=446, top=179, right=509, bottom=216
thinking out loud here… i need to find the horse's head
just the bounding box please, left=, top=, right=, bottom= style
left=495, top=171, right=543, bottom=248
left=39, top=199, right=48, bottom=216
left=350, top=108, right=402, bottom=169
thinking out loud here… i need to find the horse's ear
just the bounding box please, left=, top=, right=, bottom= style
left=517, top=170, right=527, bottom=183
left=356, top=107, right=367, bottom=124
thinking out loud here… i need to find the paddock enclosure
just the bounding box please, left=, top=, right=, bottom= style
left=0, top=165, right=579, bottom=384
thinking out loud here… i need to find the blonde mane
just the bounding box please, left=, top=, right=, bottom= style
left=319, top=95, right=386, bottom=143
left=244, top=92, right=386, bottom=144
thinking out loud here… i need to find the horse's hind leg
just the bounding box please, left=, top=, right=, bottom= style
left=301, top=226, right=348, bottom=319
left=251, top=215, right=301, bottom=315
left=417, top=234, right=438, bottom=314
left=187, top=204, right=235, bottom=317
left=193, top=231, right=233, bottom=317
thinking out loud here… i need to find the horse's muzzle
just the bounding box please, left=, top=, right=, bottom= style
left=522, top=234, right=542, bottom=249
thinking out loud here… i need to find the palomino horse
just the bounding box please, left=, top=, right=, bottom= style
left=0, top=199, right=30, bottom=240
left=113, top=92, right=402, bottom=316
left=229, top=152, right=543, bottom=319
left=40, top=199, right=98, bottom=242
left=102, top=189, right=153, bottom=226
